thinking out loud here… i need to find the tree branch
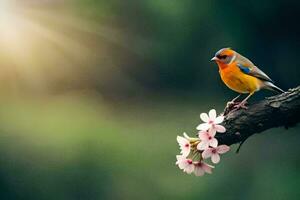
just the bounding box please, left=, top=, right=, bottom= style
left=216, top=86, right=300, bottom=147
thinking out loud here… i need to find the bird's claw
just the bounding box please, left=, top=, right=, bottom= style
left=226, top=101, right=239, bottom=107
left=224, top=101, right=241, bottom=115
left=232, top=102, right=248, bottom=111
left=224, top=101, right=248, bottom=115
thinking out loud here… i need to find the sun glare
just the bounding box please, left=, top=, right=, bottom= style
left=0, top=1, right=83, bottom=93
left=0, top=0, right=127, bottom=95
left=0, top=1, right=23, bottom=51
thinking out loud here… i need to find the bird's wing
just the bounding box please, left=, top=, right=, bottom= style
left=237, top=63, right=273, bottom=83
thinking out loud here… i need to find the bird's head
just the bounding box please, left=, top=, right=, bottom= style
left=211, top=48, right=236, bottom=66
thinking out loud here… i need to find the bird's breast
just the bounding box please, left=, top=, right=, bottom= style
left=219, top=64, right=261, bottom=94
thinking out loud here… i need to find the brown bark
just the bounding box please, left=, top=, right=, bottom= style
left=216, top=86, right=300, bottom=147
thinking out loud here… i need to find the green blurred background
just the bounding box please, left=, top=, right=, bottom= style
left=0, top=0, right=299, bottom=199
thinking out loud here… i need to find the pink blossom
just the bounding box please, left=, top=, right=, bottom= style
left=202, top=145, right=230, bottom=164
left=194, top=161, right=214, bottom=176
left=176, top=155, right=194, bottom=174
left=176, top=133, right=191, bottom=157
left=196, top=109, right=226, bottom=133
left=197, top=129, right=218, bottom=150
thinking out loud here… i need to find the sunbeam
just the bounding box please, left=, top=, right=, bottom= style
left=0, top=0, right=134, bottom=95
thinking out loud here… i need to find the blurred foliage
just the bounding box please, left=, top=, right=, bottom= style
left=0, top=0, right=299, bottom=199
left=0, top=97, right=300, bottom=200
left=0, top=0, right=299, bottom=97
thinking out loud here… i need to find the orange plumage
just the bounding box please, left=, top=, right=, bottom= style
left=218, top=60, right=262, bottom=94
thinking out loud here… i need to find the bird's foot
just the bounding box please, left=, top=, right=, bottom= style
left=226, top=100, right=240, bottom=108
left=224, top=101, right=241, bottom=115
left=224, top=101, right=248, bottom=115
left=233, top=101, right=248, bottom=110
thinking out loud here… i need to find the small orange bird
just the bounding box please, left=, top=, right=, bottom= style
left=211, top=48, right=284, bottom=109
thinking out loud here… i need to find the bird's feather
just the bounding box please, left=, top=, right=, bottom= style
left=262, top=81, right=284, bottom=93
left=234, top=53, right=274, bottom=83
left=237, top=63, right=273, bottom=83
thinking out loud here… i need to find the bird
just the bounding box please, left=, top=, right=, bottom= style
left=211, top=47, right=284, bottom=110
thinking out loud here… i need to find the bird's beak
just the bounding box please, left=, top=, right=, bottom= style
left=211, top=56, right=218, bottom=61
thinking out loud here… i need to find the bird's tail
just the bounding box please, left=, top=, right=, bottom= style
left=262, top=81, right=285, bottom=93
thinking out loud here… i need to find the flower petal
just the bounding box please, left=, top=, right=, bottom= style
left=177, top=136, right=187, bottom=145
left=183, top=132, right=190, bottom=139
left=209, top=109, right=217, bottom=120
left=208, top=128, right=216, bottom=137
left=209, top=138, right=218, bottom=148
left=215, top=125, right=226, bottom=133
left=194, top=165, right=205, bottom=176
left=202, top=148, right=213, bottom=159
left=197, top=141, right=209, bottom=150
left=217, top=145, right=230, bottom=154
left=199, top=131, right=209, bottom=140
left=202, top=162, right=214, bottom=174
left=200, top=113, right=209, bottom=123
left=184, top=163, right=195, bottom=174
left=178, top=162, right=187, bottom=169
left=176, top=157, right=188, bottom=169
left=176, top=155, right=185, bottom=159
left=211, top=154, right=220, bottom=164
left=182, top=148, right=190, bottom=157
left=215, top=115, right=224, bottom=124
left=196, top=123, right=211, bottom=131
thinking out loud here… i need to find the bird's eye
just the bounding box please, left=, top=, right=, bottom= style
left=217, top=55, right=227, bottom=59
